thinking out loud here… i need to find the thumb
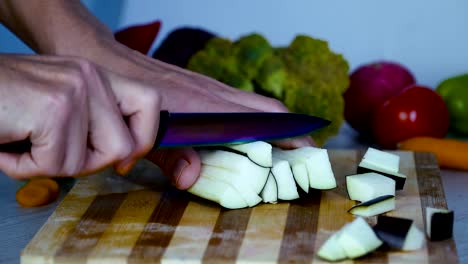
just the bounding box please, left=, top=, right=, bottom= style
left=145, top=147, right=201, bottom=190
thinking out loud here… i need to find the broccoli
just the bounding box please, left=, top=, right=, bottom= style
left=234, top=34, right=274, bottom=79
left=187, top=33, right=349, bottom=146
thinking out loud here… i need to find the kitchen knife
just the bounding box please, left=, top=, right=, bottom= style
left=0, top=111, right=330, bottom=152
left=154, top=110, right=330, bottom=148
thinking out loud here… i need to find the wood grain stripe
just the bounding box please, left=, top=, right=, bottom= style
left=128, top=188, right=190, bottom=263
left=202, top=207, right=252, bottom=263
left=21, top=177, right=99, bottom=264
left=87, top=190, right=162, bottom=263
left=161, top=200, right=221, bottom=264
left=278, top=189, right=321, bottom=263
left=313, top=150, right=359, bottom=264
left=237, top=203, right=290, bottom=263
left=54, top=192, right=128, bottom=261
left=414, top=152, right=458, bottom=264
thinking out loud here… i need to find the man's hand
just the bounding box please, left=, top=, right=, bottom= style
left=0, top=55, right=161, bottom=179
left=0, top=0, right=314, bottom=188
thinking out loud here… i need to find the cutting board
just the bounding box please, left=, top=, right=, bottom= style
left=21, top=150, right=458, bottom=263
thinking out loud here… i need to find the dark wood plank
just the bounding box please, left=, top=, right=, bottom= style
left=414, top=152, right=458, bottom=264
left=202, top=207, right=252, bottom=263
left=55, top=193, right=127, bottom=261
left=129, top=188, right=190, bottom=263
left=278, top=189, right=321, bottom=263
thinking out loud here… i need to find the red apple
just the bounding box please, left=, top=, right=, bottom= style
left=344, top=61, right=416, bottom=134
left=372, top=85, right=449, bottom=149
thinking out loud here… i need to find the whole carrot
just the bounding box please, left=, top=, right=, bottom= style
left=398, top=137, right=468, bottom=171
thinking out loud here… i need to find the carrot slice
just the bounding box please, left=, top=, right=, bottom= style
left=16, top=184, right=52, bottom=207
left=29, top=178, right=60, bottom=200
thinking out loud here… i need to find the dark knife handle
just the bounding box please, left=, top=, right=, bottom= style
left=152, top=110, right=170, bottom=149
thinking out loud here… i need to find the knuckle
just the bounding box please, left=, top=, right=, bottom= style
left=108, top=140, right=134, bottom=163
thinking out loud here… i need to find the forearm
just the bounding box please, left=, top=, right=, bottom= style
left=0, top=0, right=113, bottom=54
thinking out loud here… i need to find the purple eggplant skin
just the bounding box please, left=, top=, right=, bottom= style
left=153, top=27, right=216, bottom=68
left=430, top=211, right=454, bottom=241
left=357, top=166, right=406, bottom=190
left=373, top=215, right=413, bottom=249
left=348, top=195, right=395, bottom=210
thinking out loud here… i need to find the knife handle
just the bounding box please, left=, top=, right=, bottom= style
left=152, top=110, right=170, bottom=149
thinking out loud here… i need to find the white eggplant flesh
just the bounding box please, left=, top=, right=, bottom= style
left=317, top=232, right=347, bottom=262
left=346, top=173, right=396, bottom=202
left=402, top=223, right=426, bottom=251
left=261, top=173, right=278, bottom=204
left=337, top=217, right=383, bottom=259
left=348, top=195, right=395, bottom=217
left=290, top=162, right=309, bottom=193
left=358, top=148, right=406, bottom=190
left=188, top=176, right=249, bottom=209
left=198, top=149, right=270, bottom=194
left=197, top=166, right=262, bottom=207
left=360, top=147, right=400, bottom=173
left=426, top=207, right=454, bottom=241
left=271, top=158, right=299, bottom=200
left=225, top=141, right=273, bottom=167
left=272, top=147, right=336, bottom=191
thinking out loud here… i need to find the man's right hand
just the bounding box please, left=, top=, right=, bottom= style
left=0, top=54, right=161, bottom=179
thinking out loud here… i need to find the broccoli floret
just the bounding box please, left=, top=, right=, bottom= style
left=254, top=54, right=287, bottom=99
left=187, top=33, right=349, bottom=146
left=234, top=34, right=274, bottom=79
left=187, top=37, right=237, bottom=80
left=278, top=35, right=350, bottom=145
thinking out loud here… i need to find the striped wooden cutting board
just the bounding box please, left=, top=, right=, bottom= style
left=21, top=150, right=458, bottom=263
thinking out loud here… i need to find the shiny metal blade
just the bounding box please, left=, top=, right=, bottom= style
left=155, top=111, right=331, bottom=148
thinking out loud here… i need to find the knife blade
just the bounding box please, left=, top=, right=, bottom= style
left=154, top=110, right=330, bottom=148
left=0, top=111, right=330, bottom=153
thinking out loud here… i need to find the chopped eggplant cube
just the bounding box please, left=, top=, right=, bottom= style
left=346, top=172, right=396, bottom=202
left=361, top=147, right=400, bottom=173
left=374, top=215, right=425, bottom=251
left=357, top=166, right=406, bottom=190
left=348, top=195, right=395, bottom=217
left=337, top=217, right=383, bottom=259
left=358, top=147, right=406, bottom=190
left=426, top=207, right=454, bottom=241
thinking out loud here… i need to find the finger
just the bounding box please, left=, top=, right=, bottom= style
left=105, top=73, right=162, bottom=174
left=145, top=147, right=201, bottom=190
left=271, top=136, right=316, bottom=149
left=80, top=69, right=135, bottom=174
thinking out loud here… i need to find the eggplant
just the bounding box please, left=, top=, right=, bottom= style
left=348, top=195, right=395, bottom=217
left=426, top=207, right=454, bottom=241
left=346, top=172, right=396, bottom=202
left=337, top=217, right=383, bottom=259
left=260, top=173, right=278, bottom=204
left=358, top=147, right=406, bottom=190
left=270, top=158, right=299, bottom=200
left=272, top=147, right=337, bottom=191
left=374, top=215, right=425, bottom=251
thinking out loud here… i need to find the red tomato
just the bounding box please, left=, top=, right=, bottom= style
left=372, top=85, right=449, bottom=149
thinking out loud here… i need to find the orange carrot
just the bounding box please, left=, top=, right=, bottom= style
left=398, top=136, right=468, bottom=171
left=16, top=178, right=60, bottom=207
left=16, top=184, right=52, bottom=207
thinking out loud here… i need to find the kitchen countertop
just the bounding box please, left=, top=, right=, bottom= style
left=1, top=123, right=467, bottom=264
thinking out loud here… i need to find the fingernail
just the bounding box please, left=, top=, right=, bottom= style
left=173, top=159, right=189, bottom=186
